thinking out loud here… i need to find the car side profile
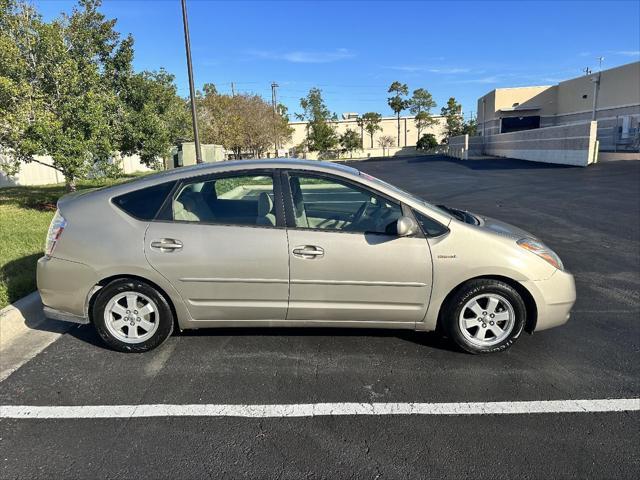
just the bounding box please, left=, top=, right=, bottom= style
left=37, top=159, right=576, bottom=354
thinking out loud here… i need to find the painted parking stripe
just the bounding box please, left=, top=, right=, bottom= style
left=1, top=399, right=638, bottom=419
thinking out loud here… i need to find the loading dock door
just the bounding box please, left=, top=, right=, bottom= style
left=501, top=116, right=540, bottom=133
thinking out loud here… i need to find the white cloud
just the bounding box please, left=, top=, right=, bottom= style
left=454, top=75, right=505, bottom=84
left=428, top=67, right=471, bottom=74
left=610, top=50, right=640, bottom=56
left=383, top=65, right=470, bottom=74
left=247, top=48, right=355, bottom=63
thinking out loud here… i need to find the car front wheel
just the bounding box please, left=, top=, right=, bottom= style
left=443, top=279, right=526, bottom=354
left=92, top=279, right=174, bottom=353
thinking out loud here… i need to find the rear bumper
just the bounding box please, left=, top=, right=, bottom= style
left=37, top=256, right=96, bottom=323
left=522, top=269, right=576, bottom=331
left=42, top=306, right=89, bottom=324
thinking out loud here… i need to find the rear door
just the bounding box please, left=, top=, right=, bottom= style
left=283, top=171, right=432, bottom=325
left=144, top=170, right=290, bottom=322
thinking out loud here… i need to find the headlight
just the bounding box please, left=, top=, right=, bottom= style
left=517, top=238, right=563, bottom=270
left=45, top=210, right=66, bottom=257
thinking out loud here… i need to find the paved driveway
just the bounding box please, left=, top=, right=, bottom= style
left=1, top=155, right=639, bottom=479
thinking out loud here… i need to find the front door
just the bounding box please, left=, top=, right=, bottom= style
left=144, top=171, right=289, bottom=322
left=284, top=172, right=432, bottom=325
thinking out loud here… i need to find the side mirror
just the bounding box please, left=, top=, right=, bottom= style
left=396, top=216, right=419, bottom=237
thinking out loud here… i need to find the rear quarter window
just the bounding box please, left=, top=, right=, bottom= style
left=113, top=181, right=176, bottom=220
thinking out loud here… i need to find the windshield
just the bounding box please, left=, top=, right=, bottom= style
left=358, top=171, right=452, bottom=218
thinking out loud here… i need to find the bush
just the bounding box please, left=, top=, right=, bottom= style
left=416, top=133, right=438, bottom=150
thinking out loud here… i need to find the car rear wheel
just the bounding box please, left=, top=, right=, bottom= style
left=92, top=279, right=174, bottom=353
left=443, top=279, right=526, bottom=354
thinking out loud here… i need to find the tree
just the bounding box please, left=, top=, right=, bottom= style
left=0, top=0, right=188, bottom=190
left=409, top=88, right=437, bottom=140
left=119, top=69, right=191, bottom=168
left=461, top=118, right=477, bottom=136
left=198, top=87, right=292, bottom=159
left=377, top=135, right=395, bottom=156
left=339, top=129, right=361, bottom=159
left=387, top=81, right=409, bottom=146
left=416, top=133, right=438, bottom=150
left=440, top=97, right=464, bottom=138
left=357, top=112, right=382, bottom=148
left=276, top=103, right=289, bottom=122
left=296, top=88, right=337, bottom=153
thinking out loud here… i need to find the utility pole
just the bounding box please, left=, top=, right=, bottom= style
left=591, top=72, right=601, bottom=121
left=231, top=82, right=236, bottom=96
left=271, top=82, right=279, bottom=153
left=271, top=82, right=279, bottom=112
left=590, top=56, right=604, bottom=121
left=181, top=0, right=202, bottom=164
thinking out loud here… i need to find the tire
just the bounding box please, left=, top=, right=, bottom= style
left=442, top=279, right=526, bottom=354
left=92, top=278, right=174, bottom=353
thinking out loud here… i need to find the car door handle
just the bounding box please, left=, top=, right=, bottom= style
left=150, top=238, right=183, bottom=252
left=292, top=245, right=324, bottom=259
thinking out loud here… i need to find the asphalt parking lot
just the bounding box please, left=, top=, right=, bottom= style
left=1, top=155, right=639, bottom=479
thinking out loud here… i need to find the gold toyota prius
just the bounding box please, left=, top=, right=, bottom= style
left=37, top=159, right=576, bottom=354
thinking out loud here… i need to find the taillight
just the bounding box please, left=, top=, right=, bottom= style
left=45, top=210, right=67, bottom=257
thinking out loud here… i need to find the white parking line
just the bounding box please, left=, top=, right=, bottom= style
left=1, top=399, right=638, bottom=419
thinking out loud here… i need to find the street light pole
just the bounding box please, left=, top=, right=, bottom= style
left=271, top=82, right=279, bottom=154
left=181, top=0, right=202, bottom=164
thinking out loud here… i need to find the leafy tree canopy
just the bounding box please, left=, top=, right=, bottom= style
left=198, top=86, right=292, bottom=159
left=409, top=88, right=437, bottom=139
left=387, top=81, right=409, bottom=146
left=440, top=96, right=464, bottom=138
left=339, top=128, right=361, bottom=158
left=357, top=112, right=382, bottom=148
left=416, top=133, right=438, bottom=150
left=296, top=88, right=337, bottom=153
left=0, top=0, right=190, bottom=190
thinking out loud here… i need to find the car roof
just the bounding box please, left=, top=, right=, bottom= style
left=59, top=159, right=362, bottom=207
left=145, top=158, right=362, bottom=183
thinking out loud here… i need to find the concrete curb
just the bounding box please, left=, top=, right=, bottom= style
left=0, top=292, right=71, bottom=382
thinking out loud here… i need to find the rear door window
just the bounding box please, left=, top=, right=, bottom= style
left=172, top=174, right=277, bottom=227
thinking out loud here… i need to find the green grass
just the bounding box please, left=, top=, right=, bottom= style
left=0, top=174, right=147, bottom=309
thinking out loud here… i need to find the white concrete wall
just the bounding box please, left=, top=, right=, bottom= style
left=0, top=155, right=64, bottom=187
left=446, top=135, right=469, bottom=160
left=0, top=153, right=156, bottom=187
left=119, top=154, right=154, bottom=174
left=484, top=121, right=598, bottom=166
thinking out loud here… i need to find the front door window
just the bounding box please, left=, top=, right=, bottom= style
left=288, top=174, right=403, bottom=234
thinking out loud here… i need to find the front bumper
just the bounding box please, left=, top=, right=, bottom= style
left=37, top=256, right=96, bottom=324
left=522, top=269, right=576, bottom=331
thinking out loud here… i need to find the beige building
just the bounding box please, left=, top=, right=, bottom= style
left=477, top=61, right=640, bottom=152
left=282, top=114, right=447, bottom=156
left=165, top=142, right=226, bottom=169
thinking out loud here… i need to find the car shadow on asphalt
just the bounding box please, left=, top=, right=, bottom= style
left=178, top=326, right=456, bottom=349
left=405, top=155, right=579, bottom=171
left=66, top=323, right=460, bottom=354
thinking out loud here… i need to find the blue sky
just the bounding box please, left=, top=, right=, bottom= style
left=36, top=0, right=640, bottom=120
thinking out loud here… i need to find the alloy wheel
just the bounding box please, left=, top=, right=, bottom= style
left=458, top=293, right=515, bottom=347
left=103, top=291, right=159, bottom=344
